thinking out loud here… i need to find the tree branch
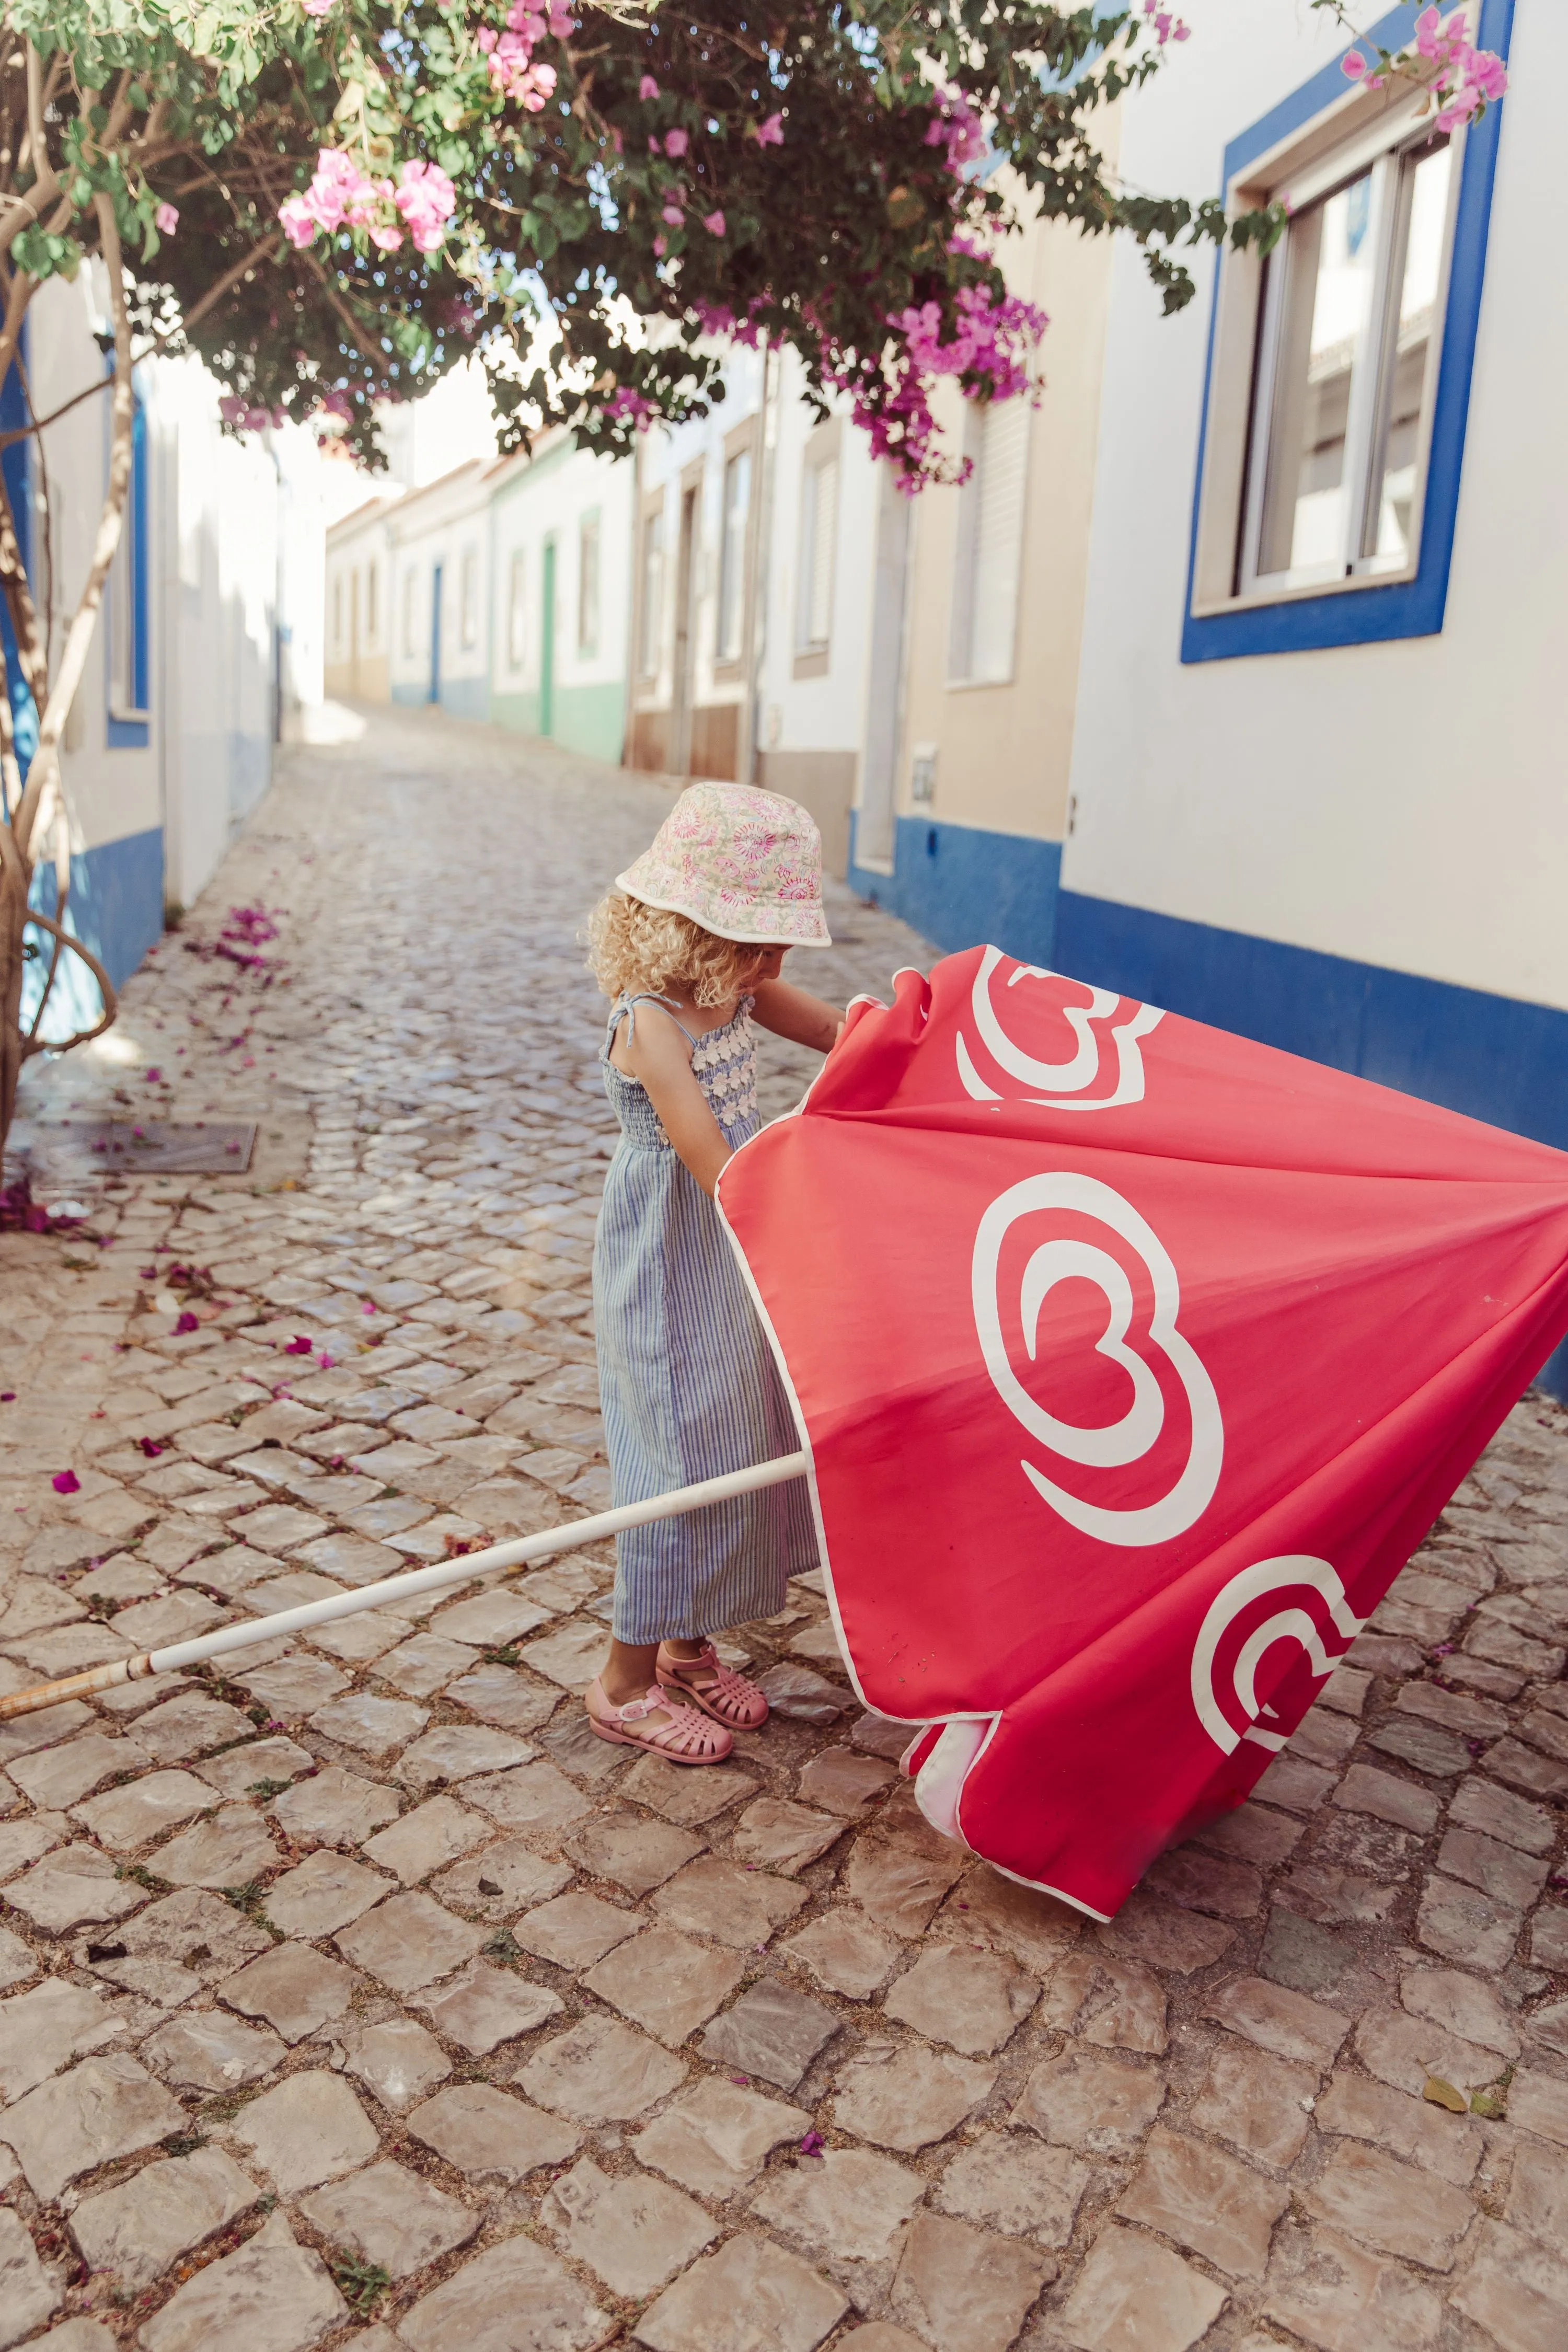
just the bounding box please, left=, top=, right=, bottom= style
left=303, top=247, right=389, bottom=374
left=179, top=228, right=282, bottom=340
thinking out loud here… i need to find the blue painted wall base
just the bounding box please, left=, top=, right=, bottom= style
left=845, top=808, right=1568, bottom=1403
left=26, top=828, right=165, bottom=1037
left=1054, top=891, right=1568, bottom=1156
left=849, top=813, right=1062, bottom=970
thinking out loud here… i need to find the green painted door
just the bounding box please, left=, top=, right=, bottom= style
left=540, top=539, right=557, bottom=737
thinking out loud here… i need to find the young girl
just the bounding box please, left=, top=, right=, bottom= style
left=583, top=782, right=842, bottom=1765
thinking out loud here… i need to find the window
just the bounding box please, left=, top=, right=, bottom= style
left=459, top=545, right=479, bottom=649
left=798, top=455, right=838, bottom=651
left=107, top=387, right=149, bottom=724
left=717, top=449, right=751, bottom=663
left=1183, top=9, right=1510, bottom=663
left=639, top=507, right=664, bottom=677
left=364, top=562, right=378, bottom=644
left=948, top=396, right=1030, bottom=684
left=1241, top=134, right=1454, bottom=592
left=507, top=546, right=527, bottom=671
left=578, top=511, right=600, bottom=655
left=401, top=567, right=419, bottom=657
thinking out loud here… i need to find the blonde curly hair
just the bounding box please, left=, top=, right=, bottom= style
left=584, top=891, right=776, bottom=1008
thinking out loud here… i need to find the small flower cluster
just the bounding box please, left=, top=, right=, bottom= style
left=1143, top=2, right=1191, bottom=48
left=218, top=394, right=285, bottom=431
left=1342, top=5, right=1507, bottom=132
left=832, top=270, right=1047, bottom=488
left=925, top=87, right=987, bottom=172
left=476, top=0, right=573, bottom=112
left=278, top=148, right=457, bottom=255
left=603, top=385, right=657, bottom=425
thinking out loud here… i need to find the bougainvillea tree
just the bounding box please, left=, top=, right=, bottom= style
left=0, top=0, right=1508, bottom=1152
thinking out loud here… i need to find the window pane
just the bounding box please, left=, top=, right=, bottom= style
left=507, top=548, right=526, bottom=668
left=718, top=450, right=751, bottom=661
left=1364, top=140, right=1452, bottom=570
left=805, top=460, right=837, bottom=647
left=460, top=548, right=478, bottom=647
left=579, top=515, right=600, bottom=654
left=1257, top=170, right=1378, bottom=578
left=639, top=511, right=663, bottom=675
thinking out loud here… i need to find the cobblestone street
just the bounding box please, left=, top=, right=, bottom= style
left=2, top=706, right=1567, bottom=2352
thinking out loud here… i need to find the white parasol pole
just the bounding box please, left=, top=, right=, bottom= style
left=0, top=1449, right=811, bottom=1725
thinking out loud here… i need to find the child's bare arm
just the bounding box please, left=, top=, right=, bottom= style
left=750, top=976, right=842, bottom=1055
left=616, top=1008, right=734, bottom=1197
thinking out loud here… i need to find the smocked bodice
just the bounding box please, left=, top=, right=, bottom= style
left=602, top=994, right=760, bottom=1150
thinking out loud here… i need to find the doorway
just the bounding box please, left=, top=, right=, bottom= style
left=858, top=469, right=911, bottom=870
left=540, top=538, right=557, bottom=738
left=429, top=562, right=443, bottom=704
left=670, top=484, right=698, bottom=775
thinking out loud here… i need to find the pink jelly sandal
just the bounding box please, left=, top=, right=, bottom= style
left=655, top=1642, right=769, bottom=1731
left=585, top=1678, right=734, bottom=1765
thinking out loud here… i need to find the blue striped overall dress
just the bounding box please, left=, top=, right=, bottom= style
left=593, top=993, right=818, bottom=1644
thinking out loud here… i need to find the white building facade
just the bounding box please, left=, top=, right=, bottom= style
left=1060, top=0, right=1549, bottom=1142
left=26, top=268, right=320, bottom=1020
left=386, top=462, right=491, bottom=720
left=490, top=431, right=634, bottom=766
left=324, top=493, right=396, bottom=704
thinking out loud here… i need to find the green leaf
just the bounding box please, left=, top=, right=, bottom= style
left=1422, top=2074, right=1469, bottom=2115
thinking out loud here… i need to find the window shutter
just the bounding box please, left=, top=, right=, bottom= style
left=967, top=399, right=1030, bottom=683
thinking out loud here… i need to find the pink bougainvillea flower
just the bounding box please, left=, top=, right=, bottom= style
left=1341, top=48, right=1368, bottom=78
left=284, top=1334, right=315, bottom=1356
left=652, top=233, right=667, bottom=257
left=154, top=202, right=179, bottom=236
left=362, top=1300, right=377, bottom=1315
left=799, top=2130, right=825, bottom=2157
left=52, top=1470, right=80, bottom=1494
left=138, top=1437, right=167, bottom=1458
left=664, top=127, right=688, bottom=156
left=755, top=112, right=783, bottom=145
left=661, top=202, right=685, bottom=226
left=317, top=1352, right=337, bottom=1370
left=279, top=194, right=317, bottom=248
left=302, top=0, right=336, bottom=15
left=639, top=73, right=660, bottom=99
left=145, top=1067, right=162, bottom=1083
left=393, top=158, right=454, bottom=252
left=174, top=1311, right=199, bottom=1334
left=702, top=210, right=725, bottom=236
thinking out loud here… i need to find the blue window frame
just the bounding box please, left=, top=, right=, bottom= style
left=1181, top=0, right=1513, bottom=663
left=107, top=380, right=149, bottom=747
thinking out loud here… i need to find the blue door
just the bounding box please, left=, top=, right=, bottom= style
left=429, top=562, right=443, bottom=704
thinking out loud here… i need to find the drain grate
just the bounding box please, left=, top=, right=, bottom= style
left=49, top=1120, right=258, bottom=1175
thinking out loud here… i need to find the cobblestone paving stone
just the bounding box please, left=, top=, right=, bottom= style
left=1, top=704, right=1566, bottom=2349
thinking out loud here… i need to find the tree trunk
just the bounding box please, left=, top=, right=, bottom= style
left=0, top=190, right=134, bottom=1171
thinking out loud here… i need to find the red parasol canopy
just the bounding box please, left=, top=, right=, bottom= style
left=717, top=948, right=1568, bottom=1921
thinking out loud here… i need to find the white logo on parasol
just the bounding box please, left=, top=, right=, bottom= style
left=1191, top=1555, right=1366, bottom=1756
left=957, top=948, right=1165, bottom=1110
left=972, top=1172, right=1223, bottom=1548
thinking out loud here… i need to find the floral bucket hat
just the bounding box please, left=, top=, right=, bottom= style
left=616, top=781, right=832, bottom=948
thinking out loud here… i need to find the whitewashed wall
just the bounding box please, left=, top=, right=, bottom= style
left=1063, top=0, right=1563, bottom=1012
